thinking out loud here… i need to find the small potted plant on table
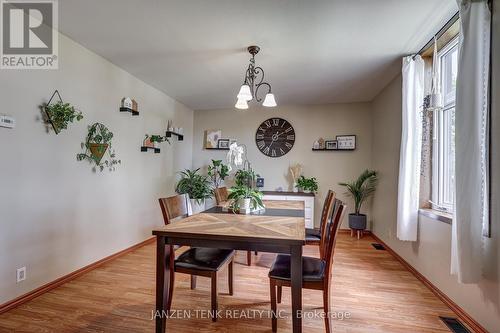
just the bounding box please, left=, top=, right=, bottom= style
left=339, top=170, right=378, bottom=239
left=228, top=185, right=264, bottom=214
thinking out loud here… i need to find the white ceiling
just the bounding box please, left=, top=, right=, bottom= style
left=59, top=0, right=457, bottom=110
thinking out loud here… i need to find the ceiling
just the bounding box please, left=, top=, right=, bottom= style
left=59, top=0, right=457, bottom=110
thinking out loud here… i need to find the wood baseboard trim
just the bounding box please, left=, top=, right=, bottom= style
left=0, top=236, right=155, bottom=315
left=370, top=232, right=488, bottom=333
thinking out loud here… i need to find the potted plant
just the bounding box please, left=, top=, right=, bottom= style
left=207, top=159, right=230, bottom=189
left=234, top=169, right=259, bottom=188
left=144, top=134, right=169, bottom=148
left=176, top=168, right=212, bottom=214
left=228, top=185, right=264, bottom=213
left=339, top=170, right=378, bottom=231
left=44, top=101, right=83, bottom=134
left=77, top=123, right=121, bottom=172
left=296, top=176, right=319, bottom=193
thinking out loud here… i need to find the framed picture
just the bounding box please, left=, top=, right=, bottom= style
left=217, top=139, right=230, bottom=149
left=205, top=129, right=222, bottom=148
left=336, top=135, right=356, bottom=150
left=325, top=140, right=338, bottom=150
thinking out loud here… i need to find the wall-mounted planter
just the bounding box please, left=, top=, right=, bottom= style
left=77, top=123, right=121, bottom=172
left=141, top=134, right=169, bottom=153
left=43, top=90, right=83, bottom=134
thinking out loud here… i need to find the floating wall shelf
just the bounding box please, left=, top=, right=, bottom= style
left=141, top=146, right=160, bottom=153
left=312, top=148, right=355, bottom=151
left=120, top=107, right=139, bottom=116
left=205, top=147, right=229, bottom=151
left=165, top=131, right=183, bottom=141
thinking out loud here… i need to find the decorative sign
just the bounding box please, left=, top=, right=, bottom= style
left=120, top=97, right=139, bottom=115
left=336, top=135, right=356, bottom=150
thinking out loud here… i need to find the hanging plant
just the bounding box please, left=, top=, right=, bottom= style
left=43, top=90, right=83, bottom=134
left=77, top=123, right=121, bottom=172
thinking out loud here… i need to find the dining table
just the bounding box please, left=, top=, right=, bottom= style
left=152, top=199, right=306, bottom=333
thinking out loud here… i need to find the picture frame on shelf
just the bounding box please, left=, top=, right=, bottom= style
left=325, top=140, right=338, bottom=150
left=205, top=129, right=222, bottom=148
left=217, top=139, right=230, bottom=149
left=336, top=135, right=356, bottom=150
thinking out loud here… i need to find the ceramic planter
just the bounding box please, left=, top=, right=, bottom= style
left=189, top=198, right=206, bottom=215
left=348, top=213, right=367, bottom=230
left=238, top=198, right=251, bottom=211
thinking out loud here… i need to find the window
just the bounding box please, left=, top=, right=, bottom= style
left=431, top=38, right=458, bottom=212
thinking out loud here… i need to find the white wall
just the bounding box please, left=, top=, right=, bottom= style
left=192, top=104, right=373, bottom=227
left=371, top=35, right=500, bottom=332
left=0, top=34, right=194, bottom=304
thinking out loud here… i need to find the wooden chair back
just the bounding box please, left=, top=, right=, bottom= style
left=322, top=199, right=346, bottom=278
left=159, top=194, right=189, bottom=225
left=214, top=187, right=229, bottom=205
left=318, top=190, right=335, bottom=258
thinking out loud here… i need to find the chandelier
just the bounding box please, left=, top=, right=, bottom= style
left=235, top=46, right=277, bottom=110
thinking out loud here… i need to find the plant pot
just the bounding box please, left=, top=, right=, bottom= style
left=88, top=143, right=108, bottom=164
left=238, top=198, right=251, bottom=211
left=189, top=198, right=205, bottom=215
left=348, top=214, right=367, bottom=230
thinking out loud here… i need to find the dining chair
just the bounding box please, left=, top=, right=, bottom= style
left=214, top=187, right=256, bottom=266
left=305, top=190, right=335, bottom=247
left=268, top=198, right=346, bottom=333
left=214, top=187, right=229, bottom=206
left=159, top=194, right=235, bottom=321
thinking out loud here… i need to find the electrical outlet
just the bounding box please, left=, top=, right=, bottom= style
left=16, top=267, right=26, bottom=283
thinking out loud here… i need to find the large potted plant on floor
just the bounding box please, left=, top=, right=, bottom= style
left=176, top=168, right=212, bottom=214
left=339, top=169, right=378, bottom=231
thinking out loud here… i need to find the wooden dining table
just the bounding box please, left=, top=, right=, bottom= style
left=152, top=200, right=306, bottom=333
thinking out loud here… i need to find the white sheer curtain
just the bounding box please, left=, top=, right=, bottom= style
left=397, top=55, right=424, bottom=241
left=451, top=0, right=491, bottom=283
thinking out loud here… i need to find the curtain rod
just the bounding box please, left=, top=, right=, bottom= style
left=414, top=12, right=459, bottom=57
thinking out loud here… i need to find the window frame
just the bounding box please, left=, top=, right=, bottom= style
left=431, top=37, right=459, bottom=213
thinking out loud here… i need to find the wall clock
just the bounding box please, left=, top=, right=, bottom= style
left=255, top=118, right=295, bottom=157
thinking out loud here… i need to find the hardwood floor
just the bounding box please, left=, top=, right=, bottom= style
left=0, top=234, right=457, bottom=332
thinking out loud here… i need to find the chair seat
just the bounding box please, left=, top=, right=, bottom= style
left=175, top=247, right=235, bottom=271
left=268, top=254, right=325, bottom=282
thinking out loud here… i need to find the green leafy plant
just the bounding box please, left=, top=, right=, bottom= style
left=207, top=159, right=229, bottom=189
left=175, top=168, right=212, bottom=204
left=44, top=101, right=83, bottom=134
left=339, top=169, right=378, bottom=215
left=296, top=176, right=319, bottom=193
left=77, top=123, right=121, bottom=172
left=234, top=169, right=259, bottom=188
left=145, top=134, right=170, bottom=144
left=228, top=185, right=264, bottom=210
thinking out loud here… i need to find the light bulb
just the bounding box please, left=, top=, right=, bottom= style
left=263, top=93, right=277, bottom=107
left=237, top=84, right=252, bottom=101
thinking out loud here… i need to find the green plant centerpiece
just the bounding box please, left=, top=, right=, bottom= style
left=228, top=184, right=264, bottom=213
left=339, top=169, right=378, bottom=231
left=44, top=100, right=83, bottom=134
left=77, top=123, right=121, bottom=172
left=207, top=159, right=229, bottom=189
left=296, top=176, right=319, bottom=193
left=176, top=168, right=212, bottom=214
left=234, top=169, right=259, bottom=188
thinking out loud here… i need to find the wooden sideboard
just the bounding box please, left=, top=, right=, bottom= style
left=262, top=191, right=315, bottom=228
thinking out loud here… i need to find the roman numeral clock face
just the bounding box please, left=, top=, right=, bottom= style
left=255, top=118, right=295, bottom=157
